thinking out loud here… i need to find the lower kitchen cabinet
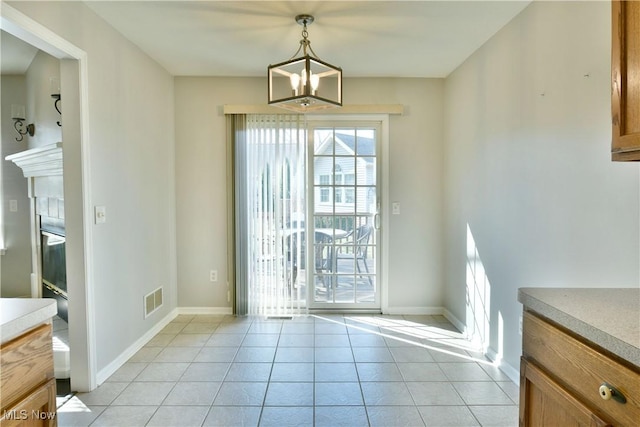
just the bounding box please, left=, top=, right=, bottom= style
left=0, top=324, right=57, bottom=427
left=519, top=310, right=639, bottom=427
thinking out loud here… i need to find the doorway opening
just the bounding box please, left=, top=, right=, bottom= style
left=1, top=3, right=96, bottom=392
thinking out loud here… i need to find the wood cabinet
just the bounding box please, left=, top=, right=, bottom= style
left=520, top=311, right=640, bottom=426
left=0, top=324, right=57, bottom=426
left=612, top=0, right=640, bottom=161
left=520, top=358, right=611, bottom=426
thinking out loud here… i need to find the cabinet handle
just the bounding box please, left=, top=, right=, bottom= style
left=599, top=383, right=627, bottom=404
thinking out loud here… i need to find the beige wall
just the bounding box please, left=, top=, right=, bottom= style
left=443, top=1, right=640, bottom=377
left=26, top=51, right=61, bottom=149
left=1, top=74, right=31, bottom=296
left=8, top=1, right=177, bottom=381
left=174, top=77, right=446, bottom=311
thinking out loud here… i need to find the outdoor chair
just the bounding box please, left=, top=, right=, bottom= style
left=336, top=223, right=373, bottom=286
left=285, top=230, right=334, bottom=288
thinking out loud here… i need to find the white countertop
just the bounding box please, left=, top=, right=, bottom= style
left=1, top=298, right=57, bottom=344
left=518, top=287, right=640, bottom=368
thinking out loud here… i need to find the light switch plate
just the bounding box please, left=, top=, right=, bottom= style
left=9, top=200, right=18, bottom=212
left=95, top=205, right=106, bottom=224
left=392, top=202, right=401, bottom=215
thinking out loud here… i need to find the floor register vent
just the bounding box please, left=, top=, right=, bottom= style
left=144, top=287, right=163, bottom=318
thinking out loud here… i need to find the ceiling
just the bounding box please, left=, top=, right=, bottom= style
left=82, top=1, right=531, bottom=78
left=1, top=1, right=531, bottom=78
left=1, top=30, right=39, bottom=74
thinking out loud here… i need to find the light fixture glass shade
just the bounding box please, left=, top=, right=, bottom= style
left=268, top=55, right=342, bottom=112
left=11, top=104, right=25, bottom=120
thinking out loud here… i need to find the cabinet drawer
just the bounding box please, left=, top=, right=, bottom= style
left=0, top=324, right=54, bottom=412
left=523, top=311, right=640, bottom=426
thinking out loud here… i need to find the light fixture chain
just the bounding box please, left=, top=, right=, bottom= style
left=301, top=24, right=310, bottom=56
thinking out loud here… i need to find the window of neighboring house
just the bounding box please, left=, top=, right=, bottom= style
left=334, top=165, right=343, bottom=203
left=332, top=167, right=356, bottom=205
left=320, top=174, right=330, bottom=202
left=345, top=173, right=355, bottom=204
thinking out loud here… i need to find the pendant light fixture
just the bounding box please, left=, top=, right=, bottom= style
left=268, top=14, right=342, bottom=112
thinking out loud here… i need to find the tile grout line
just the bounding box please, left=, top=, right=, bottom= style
left=61, top=314, right=518, bottom=427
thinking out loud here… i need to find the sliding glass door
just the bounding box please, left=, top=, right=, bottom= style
left=307, top=123, right=381, bottom=311
left=235, top=116, right=382, bottom=315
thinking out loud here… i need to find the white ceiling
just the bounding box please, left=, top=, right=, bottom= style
left=83, top=1, right=531, bottom=78
left=1, top=30, right=39, bottom=74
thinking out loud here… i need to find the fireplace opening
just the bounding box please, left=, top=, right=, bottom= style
left=41, top=218, right=67, bottom=322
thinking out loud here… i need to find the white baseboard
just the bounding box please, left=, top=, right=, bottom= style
left=442, top=308, right=467, bottom=337
left=95, top=307, right=231, bottom=385
left=54, top=347, right=71, bottom=379
left=96, top=308, right=178, bottom=385
left=381, top=306, right=468, bottom=339
left=94, top=304, right=520, bottom=388
left=383, top=306, right=444, bottom=315
left=442, top=310, right=520, bottom=385
left=485, top=347, right=520, bottom=386
left=177, top=306, right=233, bottom=315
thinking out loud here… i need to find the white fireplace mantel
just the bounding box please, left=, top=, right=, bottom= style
left=5, top=142, right=64, bottom=299
left=5, top=142, right=63, bottom=177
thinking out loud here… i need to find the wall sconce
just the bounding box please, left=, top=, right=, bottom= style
left=52, top=94, right=61, bottom=127
left=51, top=77, right=61, bottom=127
left=11, top=104, right=35, bottom=142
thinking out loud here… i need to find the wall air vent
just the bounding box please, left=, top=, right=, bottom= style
left=144, top=287, right=163, bottom=318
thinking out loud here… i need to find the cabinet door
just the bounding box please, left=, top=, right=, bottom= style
left=0, top=378, right=57, bottom=427
left=612, top=0, right=640, bottom=161
left=1, top=324, right=54, bottom=414
left=519, top=358, right=611, bottom=427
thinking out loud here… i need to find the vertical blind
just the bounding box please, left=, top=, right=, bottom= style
left=233, top=114, right=307, bottom=316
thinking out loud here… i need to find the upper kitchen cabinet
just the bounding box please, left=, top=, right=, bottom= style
left=612, top=0, right=640, bottom=161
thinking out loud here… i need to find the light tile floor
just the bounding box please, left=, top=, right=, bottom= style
left=57, top=314, right=519, bottom=426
